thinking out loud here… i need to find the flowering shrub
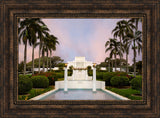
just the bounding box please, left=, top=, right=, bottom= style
left=48, top=75, right=58, bottom=85
left=32, top=72, right=63, bottom=85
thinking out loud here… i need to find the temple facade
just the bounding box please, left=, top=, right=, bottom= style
left=67, top=57, right=93, bottom=80
left=55, top=57, right=105, bottom=92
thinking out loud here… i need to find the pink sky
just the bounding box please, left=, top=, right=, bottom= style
left=19, top=19, right=142, bottom=65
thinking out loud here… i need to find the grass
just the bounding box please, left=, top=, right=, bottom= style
left=106, top=86, right=142, bottom=100
left=18, top=86, right=55, bottom=100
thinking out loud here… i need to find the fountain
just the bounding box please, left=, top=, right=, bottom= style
left=55, top=57, right=105, bottom=92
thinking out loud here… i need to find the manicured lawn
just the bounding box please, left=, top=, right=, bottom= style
left=18, top=86, right=55, bottom=100
left=106, top=86, right=142, bottom=100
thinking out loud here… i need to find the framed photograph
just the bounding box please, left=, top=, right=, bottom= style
left=17, top=18, right=143, bottom=101
left=0, top=0, right=159, bottom=117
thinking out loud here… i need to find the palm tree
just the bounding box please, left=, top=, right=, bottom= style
left=41, top=35, right=49, bottom=72
left=105, top=57, right=111, bottom=72
left=18, top=18, right=33, bottom=75
left=36, top=25, right=49, bottom=73
left=123, top=39, right=130, bottom=73
left=123, top=30, right=142, bottom=76
left=19, top=18, right=48, bottom=75
left=112, top=20, right=135, bottom=71
left=44, top=34, right=52, bottom=71
left=41, top=33, right=54, bottom=72
left=48, top=35, right=59, bottom=71
left=105, top=38, right=123, bottom=71
left=129, top=18, right=142, bottom=31
left=28, top=18, right=47, bottom=75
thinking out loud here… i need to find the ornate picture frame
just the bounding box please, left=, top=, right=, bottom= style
left=0, top=0, right=159, bottom=117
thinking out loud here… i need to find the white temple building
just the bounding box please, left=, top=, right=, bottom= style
left=55, top=57, right=105, bottom=92
left=67, top=57, right=93, bottom=81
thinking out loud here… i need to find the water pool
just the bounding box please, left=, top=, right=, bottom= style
left=39, top=89, right=122, bottom=100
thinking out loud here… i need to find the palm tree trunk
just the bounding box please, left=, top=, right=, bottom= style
left=47, top=51, right=48, bottom=71
left=38, top=45, right=41, bottom=73
left=50, top=51, right=52, bottom=70
left=42, top=50, right=45, bottom=72
left=24, top=42, right=27, bottom=75
left=115, top=55, right=117, bottom=71
left=133, top=49, right=136, bottom=77
left=32, top=46, right=34, bottom=75
left=108, top=60, right=110, bottom=72
left=120, top=37, right=122, bottom=72
left=112, top=59, right=113, bottom=72
left=126, top=53, right=128, bottom=74
left=133, top=41, right=136, bottom=77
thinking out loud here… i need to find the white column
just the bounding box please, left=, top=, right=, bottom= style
left=93, top=67, right=96, bottom=92
left=73, top=70, right=75, bottom=80
left=64, top=67, right=68, bottom=91
left=85, top=70, right=88, bottom=80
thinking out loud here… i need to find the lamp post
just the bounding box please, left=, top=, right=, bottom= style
left=93, top=63, right=96, bottom=92
left=64, top=63, right=68, bottom=92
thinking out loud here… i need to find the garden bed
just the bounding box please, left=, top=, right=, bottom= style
left=106, top=86, right=142, bottom=100
left=18, top=86, right=55, bottom=100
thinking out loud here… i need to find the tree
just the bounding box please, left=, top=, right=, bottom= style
left=123, top=36, right=130, bottom=73
left=18, top=61, right=24, bottom=72
left=47, top=34, right=59, bottom=70
left=105, top=38, right=123, bottom=71
left=123, top=30, right=142, bottom=76
left=136, top=61, right=142, bottom=75
left=40, top=33, right=59, bottom=72
left=18, top=18, right=33, bottom=75
left=110, top=58, right=128, bottom=67
left=105, top=57, right=111, bottom=72
left=36, top=25, right=49, bottom=73
left=41, top=34, right=49, bottom=72
left=50, top=56, right=64, bottom=67
left=56, top=63, right=65, bottom=67
left=18, top=18, right=48, bottom=74
left=29, top=18, right=49, bottom=74
left=98, top=62, right=108, bottom=67
left=112, top=20, right=135, bottom=71
left=129, top=18, right=142, bottom=31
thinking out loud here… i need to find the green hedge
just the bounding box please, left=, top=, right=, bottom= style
left=114, top=72, right=128, bottom=76
left=88, top=70, right=93, bottom=76
left=130, top=76, right=142, bottom=90
left=33, top=72, right=64, bottom=79
left=54, top=73, right=64, bottom=79
left=103, top=72, right=117, bottom=86
left=18, top=75, right=33, bottom=95
left=31, top=76, right=49, bottom=88
left=96, top=72, right=103, bottom=80
left=110, top=76, right=129, bottom=87
left=19, top=74, right=31, bottom=79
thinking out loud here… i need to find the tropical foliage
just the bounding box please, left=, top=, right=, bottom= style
left=18, top=18, right=59, bottom=75
left=105, top=38, right=123, bottom=71
left=105, top=18, right=142, bottom=76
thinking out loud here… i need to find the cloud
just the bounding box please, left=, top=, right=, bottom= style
left=19, top=19, right=142, bottom=65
